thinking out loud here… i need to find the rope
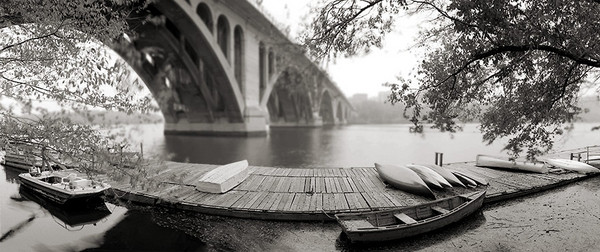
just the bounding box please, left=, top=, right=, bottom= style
left=319, top=208, right=336, bottom=220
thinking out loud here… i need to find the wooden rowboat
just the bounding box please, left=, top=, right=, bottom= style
left=375, top=163, right=435, bottom=199
left=476, top=155, right=547, bottom=173
left=335, top=191, right=486, bottom=242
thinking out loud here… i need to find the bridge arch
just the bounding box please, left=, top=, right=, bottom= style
left=234, top=25, right=244, bottom=92
left=259, top=42, right=266, bottom=100
left=117, top=0, right=351, bottom=135
left=267, top=67, right=313, bottom=125
left=216, top=15, right=230, bottom=60
left=196, top=2, right=213, bottom=33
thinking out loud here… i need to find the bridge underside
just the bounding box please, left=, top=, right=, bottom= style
left=121, top=0, right=350, bottom=136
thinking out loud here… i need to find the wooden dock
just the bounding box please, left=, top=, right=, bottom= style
left=90, top=161, right=595, bottom=221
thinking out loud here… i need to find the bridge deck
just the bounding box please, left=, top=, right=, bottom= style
left=99, top=161, right=592, bottom=221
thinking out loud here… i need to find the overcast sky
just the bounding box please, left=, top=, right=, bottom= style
left=257, top=0, right=426, bottom=98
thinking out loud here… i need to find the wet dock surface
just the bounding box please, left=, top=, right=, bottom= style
left=94, top=161, right=592, bottom=221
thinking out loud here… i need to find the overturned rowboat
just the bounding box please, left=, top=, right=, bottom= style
left=335, top=190, right=486, bottom=242
left=476, top=154, right=547, bottom=173
left=544, top=158, right=600, bottom=174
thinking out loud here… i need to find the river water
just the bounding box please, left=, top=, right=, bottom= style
left=1, top=123, right=600, bottom=251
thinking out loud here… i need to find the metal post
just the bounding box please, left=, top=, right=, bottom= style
left=587, top=146, right=590, bottom=162
left=434, top=152, right=444, bottom=166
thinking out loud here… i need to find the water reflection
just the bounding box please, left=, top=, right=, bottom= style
left=16, top=186, right=111, bottom=230
left=81, top=210, right=207, bottom=252
left=0, top=166, right=206, bottom=252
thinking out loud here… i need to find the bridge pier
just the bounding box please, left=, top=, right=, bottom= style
left=164, top=106, right=268, bottom=137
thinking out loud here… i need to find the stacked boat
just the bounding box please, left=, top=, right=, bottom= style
left=334, top=162, right=489, bottom=242
left=374, top=163, right=487, bottom=199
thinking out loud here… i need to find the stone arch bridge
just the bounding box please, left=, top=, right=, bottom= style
left=123, top=0, right=353, bottom=136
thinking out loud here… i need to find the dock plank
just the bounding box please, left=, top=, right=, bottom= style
left=248, top=192, right=271, bottom=210
left=282, top=193, right=297, bottom=211
left=276, top=193, right=294, bottom=211
left=231, top=191, right=260, bottom=209
left=267, top=193, right=285, bottom=211
left=322, top=193, right=335, bottom=211
left=256, top=192, right=278, bottom=210
left=219, top=191, right=247, bottom=208
left=334, top=193, right=350, bottom=211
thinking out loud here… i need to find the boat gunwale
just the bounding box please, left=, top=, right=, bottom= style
left=335, top=191, right=486, bottom=233
left=18, top=172, right=111, bottom=197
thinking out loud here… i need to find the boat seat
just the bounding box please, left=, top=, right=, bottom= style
left=344, top=219, right=376, bottom=230
left=431, top=206, right=450, bottom=214
left=394, top=213, right=417, bottom=224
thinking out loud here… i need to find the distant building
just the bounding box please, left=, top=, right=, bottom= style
left=350, top=93, right=368, bottom=103
left=376, top=91, right=389, bottom=103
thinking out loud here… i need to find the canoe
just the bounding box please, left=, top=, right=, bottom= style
left=406, top=164, right=452, bottom=189
left=375, top=163, right=435, bottom=199
left=452, top=172, right=478, bottom=188
left=449, top=169, right=488, bottom=186
left=335, top=191, right=486, bottom=242
left=18, top=170, right=111, bottom=204
left=476, top=155, right=547, bottom=173
left=544, top=159, right=600, bottom=174
left=418, top=164, right=466, bottom=188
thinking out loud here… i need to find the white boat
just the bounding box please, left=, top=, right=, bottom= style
left=375, top=163, right=435, bottom=199
left=452, top=172, right=478, bottom=188
left=18, top=170, right=111, bottom=204
left=544, top=159, right=600, bottom=174
left=417, top=164, right=466, bottom=188
left=406, top=164, right=452, bottom=189
left=476, top=155, right=547, bottom=173
left=195, top=160, right=249, bottom=193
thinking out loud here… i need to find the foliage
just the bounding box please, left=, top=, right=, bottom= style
left=0, top=0, right=159, bottom=179
left=301, top=0, right=408, bottom=59
left=303, top=0, right=600, bottom=159
left=348, top=96, right=411, bottom=124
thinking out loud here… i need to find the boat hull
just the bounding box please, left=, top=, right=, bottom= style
left=375, top=163, right=435, bottom=199
left=545, top=159, right=599, bottom=174
left=452, top=172, right=478, bottom=187
left=336, top=191, right=486, bottom=242
left=476, top=155, right=547, bottom=173
left=419, top=164, right=466, bottom=188
left=406, top=164, right=452, bottom=189
left=18, top=172, right=109, bottom=204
